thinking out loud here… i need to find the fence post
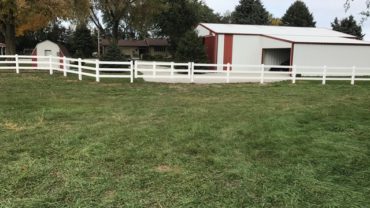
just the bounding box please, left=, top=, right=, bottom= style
left=191, top=62, right=195, bottom=83
left=153, top=61, right=157, bottom=78
left=171, top=62, right=174, bottom=78
left=78, top=58, right=82, bottom=80
left=95, top=59, right=100, bottom=82
left=134, top=60, right=138, bottom=78
left=130, top=60, right=134, bottom=83
left=322, top=65, right=327, bottom=85
left=188, top=62, right=191, bottom=80
left=49, top=55, right=53, bottom=75
left=63, top=56, right=67, bottom=77
left=260, top=64, right=265, bottom=84
left=226, top=63, right=231, bottom=83
left=15, top=54, right=19, bottom=74
left=292, top=65, right=297, bottom=84
left=351, top=66, right=356, bottom=85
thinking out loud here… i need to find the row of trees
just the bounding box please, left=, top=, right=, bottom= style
left=230, top=0, right=364, bottom=39
left=0, top=0, right=367, bottom=59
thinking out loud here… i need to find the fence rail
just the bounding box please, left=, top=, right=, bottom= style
left=1, top=55, right=370, bottom=85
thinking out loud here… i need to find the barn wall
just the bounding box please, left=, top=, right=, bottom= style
left=261, top=37, right=291, bottom=48
left=204, top=36, right=217, bottom=64
left=195, top=25, right=211, bottom=37
left=232, top=35, right=261, bottom=66
left=293, top=44, right=370, bottom=75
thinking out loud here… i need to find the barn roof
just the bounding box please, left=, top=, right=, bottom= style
left=197, top=23, right=370, bottom=45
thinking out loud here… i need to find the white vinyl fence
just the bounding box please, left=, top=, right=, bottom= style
left=1, top=55, right=370, bottom=85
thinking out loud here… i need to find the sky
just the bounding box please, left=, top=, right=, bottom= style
left=203, top=0, right=370, bottom=40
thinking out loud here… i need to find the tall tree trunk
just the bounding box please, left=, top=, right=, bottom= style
left=4, top=2, right=17, bottom=55
left=5, top=23, right=16, bottom=55
left=112, top=20, right=120, bottom=44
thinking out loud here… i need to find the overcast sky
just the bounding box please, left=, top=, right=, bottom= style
left=203, top=0, right=370, bottom=40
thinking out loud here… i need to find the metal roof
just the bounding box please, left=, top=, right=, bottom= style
left=272, top=35, right=370, bottom=45
left=199, top=23, right=355, bottom=38
left=198, top=23, right=370, bottom=45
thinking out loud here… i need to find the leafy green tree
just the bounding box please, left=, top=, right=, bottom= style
left=72, top=25, right=95, bottom=58
left=155, top=0, right=198, bottom=54
left=331, top=15, right=364, bottom=40
left=155, top=0, right=220, bottom=55
left=281, top=1, right=316, bottom=27
left=175, top=30, right=207, bottom=63
left=231, top=0, right=270, bottom=25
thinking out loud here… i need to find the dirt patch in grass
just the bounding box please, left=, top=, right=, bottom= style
left=154, top=165, right=182, bottom=174
left=1, top=121, right=26, bottom=132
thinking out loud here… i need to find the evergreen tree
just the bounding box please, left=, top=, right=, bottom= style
left=175, top=30, right=207, bottom=63
left=331, top=15, right=364, bottom=40
left=281, top=1, right=316, bottom=27
left=72, top=25, right=95, bottom=58
left=101, top=44, right=126, bottom=62
left=231, top=0, right=270, bottom=25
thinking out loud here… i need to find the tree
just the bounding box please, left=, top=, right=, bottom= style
left=175, top=30, right=207, bottom=63
left=0, top=0, right=90, bottom=55
left=281, top=1, right=316, bottom=27
left=90, top=0, right=166, bottom=42
left=331, top=15, right=364, bottom=39
left=155, top=0, right=220, bottom=54
left=72, top=25, right=95, bottom=58
left=101, top=44, right=126, bottom=62
left=155, top=0, right=199, bottom=54
left=16, top=22, right=73, bottom=54
left=231, top=0, right=270, bottom=25
left=345, top=0, right=370, bottom=20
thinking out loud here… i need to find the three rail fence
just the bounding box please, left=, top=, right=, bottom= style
left=1, top=55, right=370, bottom=85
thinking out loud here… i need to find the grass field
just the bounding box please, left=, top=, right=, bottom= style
left=1, top=72, right=370, bottom=207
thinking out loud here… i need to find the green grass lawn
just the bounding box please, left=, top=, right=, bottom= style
left=1, top=71, right=370, bottom=207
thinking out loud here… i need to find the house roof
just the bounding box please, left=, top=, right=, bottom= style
left=101, top=39, right=169, bottom=47
left=197, top=23, right=370, bottom=45
left=145, top=39, right=169, bottom=46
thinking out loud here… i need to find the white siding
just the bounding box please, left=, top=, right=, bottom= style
left=261, top=37, right=291, bottom=49
left=36, top=41, right=61, bottom=68
left=195, top=25, right=211, bottom=37
left=232, top=35, right=261, bottom=66
left=217, top=34, right=225, bottom=71
left=293, top=44, right=370, bottom=75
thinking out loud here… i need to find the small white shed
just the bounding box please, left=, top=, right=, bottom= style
left=196, top=23, right=370, bottom=74
left=32, top=40, right=70, bottom=69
